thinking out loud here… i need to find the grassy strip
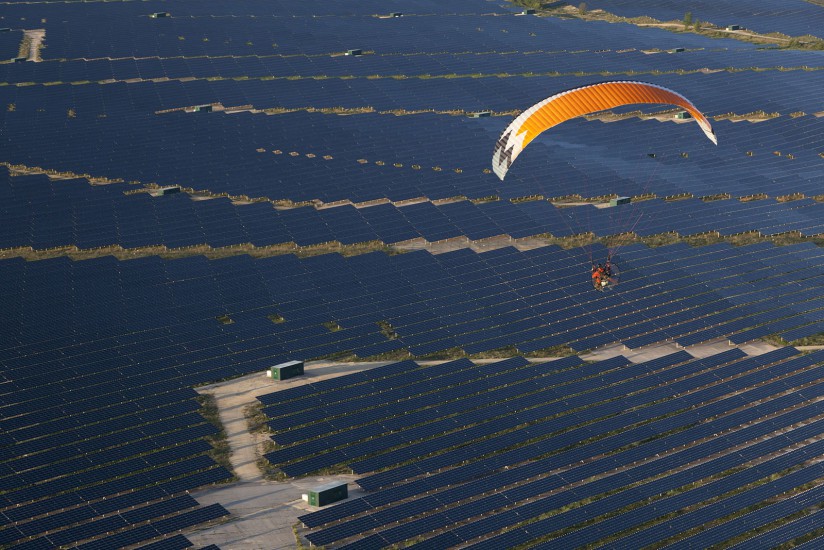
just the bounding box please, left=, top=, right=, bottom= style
left=0, top=241, right=404, bottom=262
left=6, top=229, right=819, bottom=264
left=293, top=522, right=311, bottom=550
left=243, top=402, right=271, bottom=435
left=242, top=402, right=285, bottom=480
left=763, top=332, right=824, bottom=347
left=2, top=161, right=125, bottom=184
left=510, top=457, right=818, bottom=549
left=719, top=503, right=823, bottom=549
left=197, top=394, right=238, bottom=481
left=17, top=34, right=31, bottom=59
left=513, top=0, right=824, bottom=49
left=648, top=477, right=821, bottom=548
left=3, top=65, right=823, bottom=89
left=776, top=524, right=824, bottom=549
left=256, top=440, right=285, bottom=481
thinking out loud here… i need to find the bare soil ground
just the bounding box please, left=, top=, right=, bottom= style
left=23, top=29, right=45, bottom=61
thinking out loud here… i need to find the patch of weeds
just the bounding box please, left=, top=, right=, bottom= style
left=197, top=394, right=237, bottom=481
left=522, top=345, right=576, bottom=358
left=257, top=439, right=286, bottom=480
left=243, top=402, right=272, bottom=434
left=377, top=320, right=398, bottom=339
left=323, top=320, right=343, bottom=332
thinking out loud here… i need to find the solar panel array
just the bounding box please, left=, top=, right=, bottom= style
left=11, top=41, right=824, bottom=85
left=287, top=347, right=824, bottom=548
left=3, top=167, right=822, bottom=253
left=2, top=88, right=823, bottom=205
left=2, top=0, right=824, bottom=208
left=0, top=252, right=234, bottom=547
left=5, top=238, right=822, bottom=363
left=0, top=3, right=754, bottom=61
left=0, top=29, right=22, bottom=60
left=2, top=0, right=823, bottom=548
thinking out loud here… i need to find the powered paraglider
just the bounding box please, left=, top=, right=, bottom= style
left=491, top=81, right=716, bottom=181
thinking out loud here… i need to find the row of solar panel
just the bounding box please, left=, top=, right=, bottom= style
left=476, top=457, right=824, bottom=550
left=366, top=382, right=822, bottom=530
left=1, top=428, right=214, bottom=504
left=271, top=346, right=815, bottom=478
left=297, top=349, right=824, bottom=548
left=4, top=171, right=822, bottom=254
left=73, top=504, right=228, bottom=550
left=6, top=43, right=821, bottom=86
left=297, top=355, right=689, bottom=522
left=2, top=240, right=822, bottom=375
left=1, top=465, right=231, bottom=548
left=3, top=7, right=758, bottom=61
left=0, top=244, right=816, bottom=390
left=0, top=0, right=497, bottom=23
left=7, top=60, right=823, bottom=128
left=2, top=91, right=821, bottom=206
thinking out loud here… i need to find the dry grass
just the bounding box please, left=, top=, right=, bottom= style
left=197, top=394, right=238, bottom=482
left=684, top=232, right=725, bottom=247
left=525, top=1, right=824, bottom=50
left=0, top=241, right=404, bottom=263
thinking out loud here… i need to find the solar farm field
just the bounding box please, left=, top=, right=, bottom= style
left=1, top=0, right=823, bottom=548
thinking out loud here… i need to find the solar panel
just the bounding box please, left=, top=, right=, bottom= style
left=3, top=2, right=824, bottom=548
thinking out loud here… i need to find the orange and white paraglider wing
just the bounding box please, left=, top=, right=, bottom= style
left=491, top=81, right=716, bottom=180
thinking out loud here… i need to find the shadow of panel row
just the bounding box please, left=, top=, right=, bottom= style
left=285, top=348, right=824, bottom=548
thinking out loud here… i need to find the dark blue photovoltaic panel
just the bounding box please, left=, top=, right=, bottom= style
left=726, top=508, right=824, bottom=550
left=670, top=484, right=824, bottom=550
left=299, top=348, right=824, bottom=548
left=2, top=1, right=824, bottom=548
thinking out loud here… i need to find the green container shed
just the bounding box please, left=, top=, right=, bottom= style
left=157, top=186, right=181, bottom=196
left=610, top=196, right=631, bottom=207
left=269, top=360, right=304, bottom=381
left=308, top=482, right=348, bottom=507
